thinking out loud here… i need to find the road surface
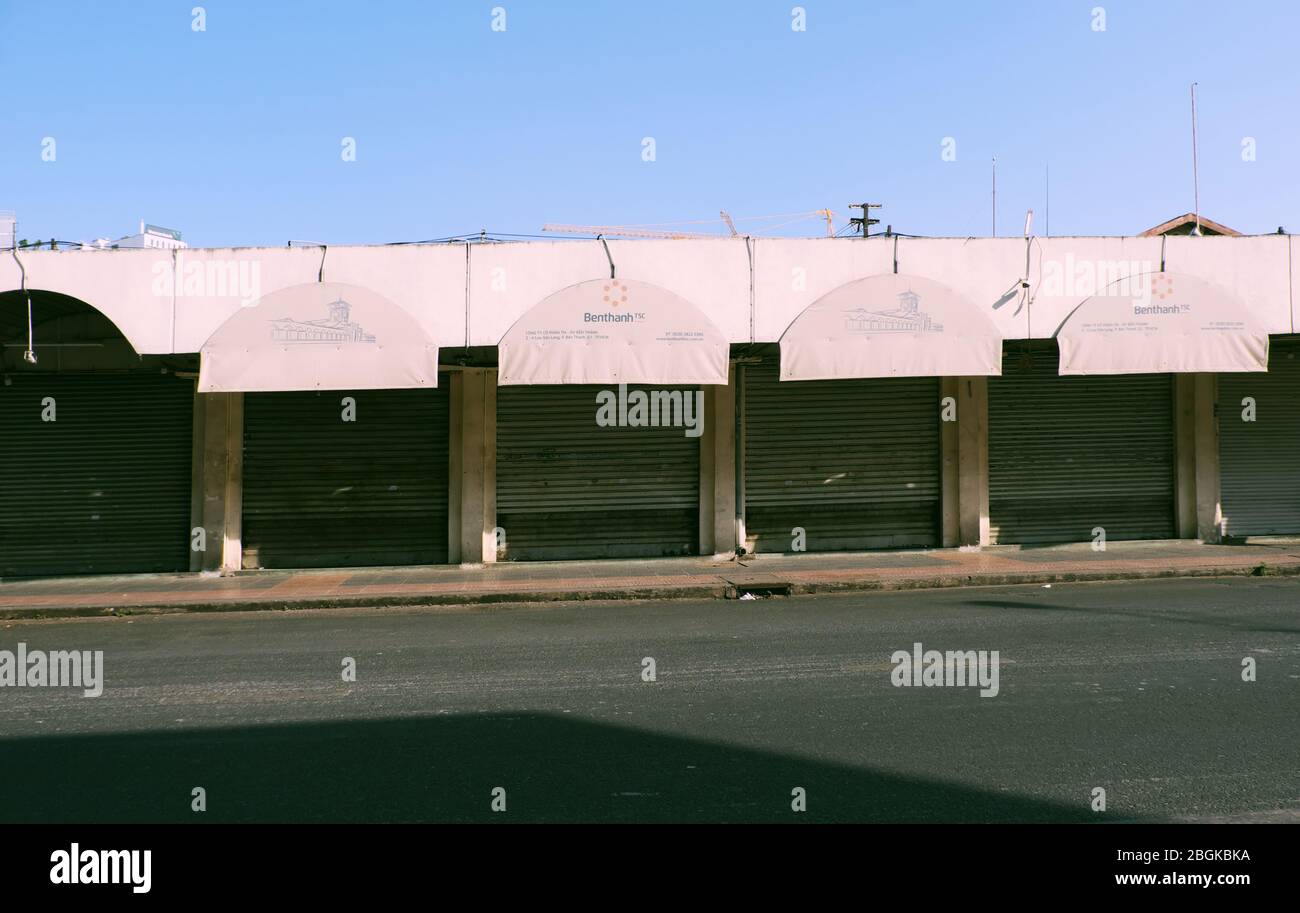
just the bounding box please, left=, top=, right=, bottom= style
left=1, top=576, right=1296, bottom=822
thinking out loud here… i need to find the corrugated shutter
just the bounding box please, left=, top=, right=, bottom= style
left=242, top=385, right=449, bottom=568
left=0, top=373, right=194, bottom=577
left=743, top=359, right=940, bottom=552
left=1219, top=337, right=1300, bottom=537
left=989, top=344, right=1175, bottom=544
left=496, top=384, right=700, bottom=560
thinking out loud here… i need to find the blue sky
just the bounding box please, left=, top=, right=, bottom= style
left=1, top=0, right=1297, bottom=246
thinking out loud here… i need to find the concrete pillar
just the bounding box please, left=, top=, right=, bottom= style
left=699, top=365, right=737, bottom=557
left=222, top=394, right=244, bottom=570
left=448, top=373, right=463, bottom=564
left=940, top=378, right=959, bottom=547
left=956, top=376, right=990, bottom=546
left=188, top=387, right=206, bottom=572
left=450, top=368, right=497, bottom=565
left=191, top=391, right=243, bottom=572
left=735, top=364, right=748, bottom=553
left=1173, top=375, right=1198, bottom=538
left=1193, top=372, right=1222, bottom=542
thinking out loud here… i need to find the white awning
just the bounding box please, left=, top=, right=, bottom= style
left=497, top=278, right=729, bottom=386
left=1055, top=272, right=1269, bottom=375
left=198, top=282, right=438, bottom=392
left=778, top=274, right=1002, bottom=380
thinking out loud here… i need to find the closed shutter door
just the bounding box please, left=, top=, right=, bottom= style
left=743, top=359, right=940, bottom=552
left=0, top=373, right=194, bottom=577
left=1219, top=338, right=1300, bottom=537
left=241, top=386, right=449, bottom=568
left=496, top=384, right=700, bottom=560
left=989, top=345, right=1175, bottom=544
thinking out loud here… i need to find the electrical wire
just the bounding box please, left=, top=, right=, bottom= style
left=29, top=225, right=956, bottom=251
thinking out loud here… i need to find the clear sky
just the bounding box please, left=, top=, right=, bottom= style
left=1, top=0, right=1297, bottom=247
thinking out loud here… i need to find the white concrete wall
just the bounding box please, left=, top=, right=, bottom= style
left=466, top=238, right=751, bottom=346
left=169, top=244, right=469, bottom=353
left=752, top=236, right=1035, bottom=342
left=1024, top=236, right=1163, bottom=338
left=1164, top=235, right=1292, bottom=335
left=1015, top=234, right=1291, bottom=337
left=3, top=235, right=1294, bottom=354
left=1291, top=234, right=1299, bottom=335
left=0, top=247, right=175, bottom=353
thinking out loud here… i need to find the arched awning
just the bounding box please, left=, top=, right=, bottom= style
left=498, top=278, right=729, bottom=386
left=0, top=289, right=144, bottom=371
left=778, top=274, right=1002, bottom=380
left=198, top=282, right=438, bottom=392
left=1054, top=272, right=1268, bottom=375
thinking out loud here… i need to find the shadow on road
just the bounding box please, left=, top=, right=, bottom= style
left=0, top=712, right=1105, bottom=823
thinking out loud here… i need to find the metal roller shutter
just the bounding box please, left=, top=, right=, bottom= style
left=743, top=359, right=941, bottom=553
left=241, top=386, right=449, bottom=568
left=0, top=373, right=194, bottom=577
left=496, top=384, right=700, bottom=560
left=989, top=344, right=1175, bottom=544
left=1219, top=338, right=1300, bottom=537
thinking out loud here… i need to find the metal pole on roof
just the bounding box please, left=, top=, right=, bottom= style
left=1045, top=164, right=1050, bottom=238
left=991, top=157, right=997, bottom=237
left=1191, top=83, right=1202, bottom=236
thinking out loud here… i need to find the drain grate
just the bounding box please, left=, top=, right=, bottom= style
left=722, top=575, right=791, bottom=599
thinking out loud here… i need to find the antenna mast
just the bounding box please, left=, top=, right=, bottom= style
left=1190, top=83, right=1201, bottom=235
left=1045, top=164, right=1050, bottom=238
left=991, top=157, right=997, bottom=237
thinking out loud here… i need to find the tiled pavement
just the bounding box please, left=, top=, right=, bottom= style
left=2, top=539, right=1299, bottom=618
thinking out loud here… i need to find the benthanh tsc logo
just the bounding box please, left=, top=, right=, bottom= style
left=1151, top=274, right=1174, bottom=300
left=602, top=281, right=629, bottom=307
left=1133, top=275, right=1190, bottom=315
left=585, top=282, right=644, bottom=323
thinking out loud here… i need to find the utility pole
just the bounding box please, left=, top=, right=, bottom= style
left=848, top=202, right=881, bottom=237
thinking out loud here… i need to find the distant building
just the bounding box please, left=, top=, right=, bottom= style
left=112, top=221, right=187, bottom=250
left=1141, top=213, right=1241, bottom=237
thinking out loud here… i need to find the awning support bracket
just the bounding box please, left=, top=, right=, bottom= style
left=9, top=245, right=35, bottom=364
left=597, top=234, right=615, bottom=279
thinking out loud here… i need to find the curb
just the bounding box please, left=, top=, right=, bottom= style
left=786, top=561, right=1300, bottom=595
left=2, top=561, right=1296, bottom=621
left=0, top=583, right=729, bottom=621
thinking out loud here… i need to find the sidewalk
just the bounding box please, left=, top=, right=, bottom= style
left=2, top=539, right=1299, bottom=620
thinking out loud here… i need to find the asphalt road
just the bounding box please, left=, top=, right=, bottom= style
left=1, top=576, right=1297, bottom=823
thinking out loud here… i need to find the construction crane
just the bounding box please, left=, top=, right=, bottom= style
left=818, top=208, right=835, bottom=237
left=543, top=208, right=837, bottom=240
